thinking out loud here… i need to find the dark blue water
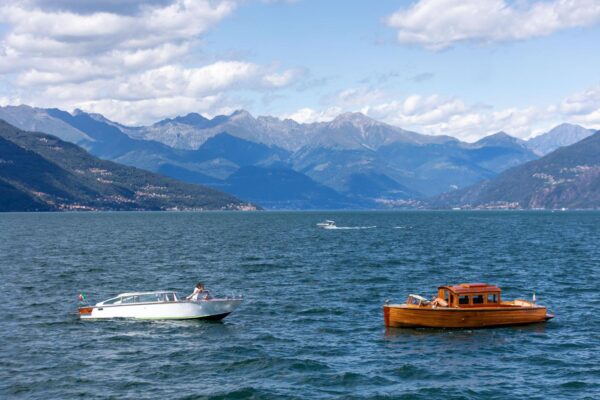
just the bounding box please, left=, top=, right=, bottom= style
left=1, top=211, right=599, bottom=399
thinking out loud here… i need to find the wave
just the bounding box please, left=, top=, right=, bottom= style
left=323, top=225, right=376, bottom=230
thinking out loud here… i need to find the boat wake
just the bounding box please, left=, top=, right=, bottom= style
left=323, top=225, right=376, bottom=230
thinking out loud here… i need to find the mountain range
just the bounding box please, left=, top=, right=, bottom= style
left=0, top=120, right=254, bottom=212
left=525, top=123, right=596, bottom=156
left=0, top=105, right=597, bottom=209
left=436, top=131, right=600, bottom=209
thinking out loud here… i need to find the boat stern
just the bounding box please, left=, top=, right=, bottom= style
left=383, top=305, right=390, bottom=327
left=78, top=306, right=93, bottom=318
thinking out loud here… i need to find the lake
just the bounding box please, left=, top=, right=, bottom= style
left=1, top=211, right=599, bottom=399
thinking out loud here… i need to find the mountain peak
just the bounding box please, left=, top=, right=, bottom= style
left=230, top=109, right=254, bottom=120
left=550, top=122, right=583, bottom=130
left=332, top=112, right=375, bottom=125
left=527, top=122, right=595, bottom=155
left=475, top=131, right=522, bottom=146
left=327, top=112, right=384, bottom=132
left=174, top=112, right=209, bottom=125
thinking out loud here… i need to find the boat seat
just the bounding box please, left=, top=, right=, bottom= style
left=431, top=297, right=448, bottom=307
left=513, top=299, right=533, bottom=307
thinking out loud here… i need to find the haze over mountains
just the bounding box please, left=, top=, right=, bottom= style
left=0, top=105, right=597, bottom=209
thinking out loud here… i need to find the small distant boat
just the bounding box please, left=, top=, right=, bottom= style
left=78, top=290, right=243, bottom=320
left=383, top=283, right=554, bottom=329
left=316, top=219, right=336, bottom=229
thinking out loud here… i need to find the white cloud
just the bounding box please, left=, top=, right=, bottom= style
left=77, top=95, right=228, bottom=126
left=559, top=85, right=600, bottom=126
left=262, top=69, right=304, bottom=88
left=285, top=83, right=600, bottom=141
left=386, top=0, right=600, bottom=50
left=284, top=106, right=343, bottom=123
left=0, top=0, right=302, bottom=124
left=0, top=0, right=234, bottom=54
left=363, top=94, right=528, bottom=141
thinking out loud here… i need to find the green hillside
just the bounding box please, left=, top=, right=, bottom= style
left=0, top=120, right=255, bottom=211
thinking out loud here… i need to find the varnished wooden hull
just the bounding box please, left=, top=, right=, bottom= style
left=384, top=305, right=553, bottom=329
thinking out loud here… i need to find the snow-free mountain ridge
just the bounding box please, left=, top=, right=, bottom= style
left=0, top=104, right=595, bottom=209
left=526, top=123, right=596, bottom=156
left=436, top=130, right=600, bottom=209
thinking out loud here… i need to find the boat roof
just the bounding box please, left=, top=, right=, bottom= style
left=408, top=294, right=429, bottom=302
left=438, top=283, right=501, bottom=294
left=116, top=290, right=177, bottom=297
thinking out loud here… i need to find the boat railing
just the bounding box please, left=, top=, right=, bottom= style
left=183, top=294, right=243, bottom=303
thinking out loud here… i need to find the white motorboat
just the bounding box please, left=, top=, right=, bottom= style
left=316, top=219, right=336, bottom=229
left=78, top=290, right=243, bottom=320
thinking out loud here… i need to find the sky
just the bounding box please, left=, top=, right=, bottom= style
left=0, top=0, right=600, bottom=141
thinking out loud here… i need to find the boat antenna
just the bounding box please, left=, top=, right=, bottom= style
left=532, top=292, right=536, bottom=303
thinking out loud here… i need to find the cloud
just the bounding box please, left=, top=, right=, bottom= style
left=76, top=95, right=230, bottom=126
left=262, top=68, right=305, bottom=88
left=559, top=85, right=600, bottom=126
left=324, top=87, right=387, bottom=112
left=285, top=82, right=600, bottom=141
left=283, top=106, right=343, bottom=123
left=0, top=0, right=302, bottom=124
left=386, top=0, right=600, bottom=50
left=369, top=94, right=567, bottom=141
left=408, top=72, right=434, bottom=83
left=24, top=1, right=174, bottom=15
left=0, top=0, right=234, bottom=74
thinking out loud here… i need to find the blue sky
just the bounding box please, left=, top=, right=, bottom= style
left=1, top=0, right=600, bottom=140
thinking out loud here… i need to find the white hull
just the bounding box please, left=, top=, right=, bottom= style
left=317, top=220, right=336, bottom=228
left=80, top=299, right=243, bottom=320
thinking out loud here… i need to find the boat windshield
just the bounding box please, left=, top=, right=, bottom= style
left=407, top=294, right=429, bottom=306
left=102, top=292, right=178, bottom=305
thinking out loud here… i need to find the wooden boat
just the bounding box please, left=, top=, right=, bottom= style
left=383, top=283, right=554, bottom=329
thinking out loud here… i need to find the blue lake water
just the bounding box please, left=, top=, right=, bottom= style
left=1, top=211, right=599, bottom=399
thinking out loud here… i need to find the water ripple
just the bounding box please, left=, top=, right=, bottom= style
left=1, top=211, right=599, bottom=399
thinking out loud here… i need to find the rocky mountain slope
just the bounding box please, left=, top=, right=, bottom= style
left=124, top=110, right=454, bottom=151
left=526, top=123, right=595, bottom=155
left=436, top=131, right=600, bottom=209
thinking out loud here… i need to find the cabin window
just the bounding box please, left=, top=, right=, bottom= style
left=103, top=297, right=120, bottom=305
left=487, top=294, right=497, bottom=303
left=449, top=294, right=454, bottom=305
left=166, top=293, right=175, bottom=302
left=473, top=295, right=484, bottom=304
left=138, top=294, right=161, bottom=303
left=459, top=295, right=469, bottom=305
left=121, top=296, right=136, bottom=304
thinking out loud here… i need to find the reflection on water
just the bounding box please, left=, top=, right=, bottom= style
left=383, top=323, right=548, bottom=340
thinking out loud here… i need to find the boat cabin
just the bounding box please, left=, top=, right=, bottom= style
left=99, top=291, right=179, bottom=306
left=437, top=283, right=501, bottom=308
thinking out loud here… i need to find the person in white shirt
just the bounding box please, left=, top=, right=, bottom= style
left=186, top=282, right=210, bottom=300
